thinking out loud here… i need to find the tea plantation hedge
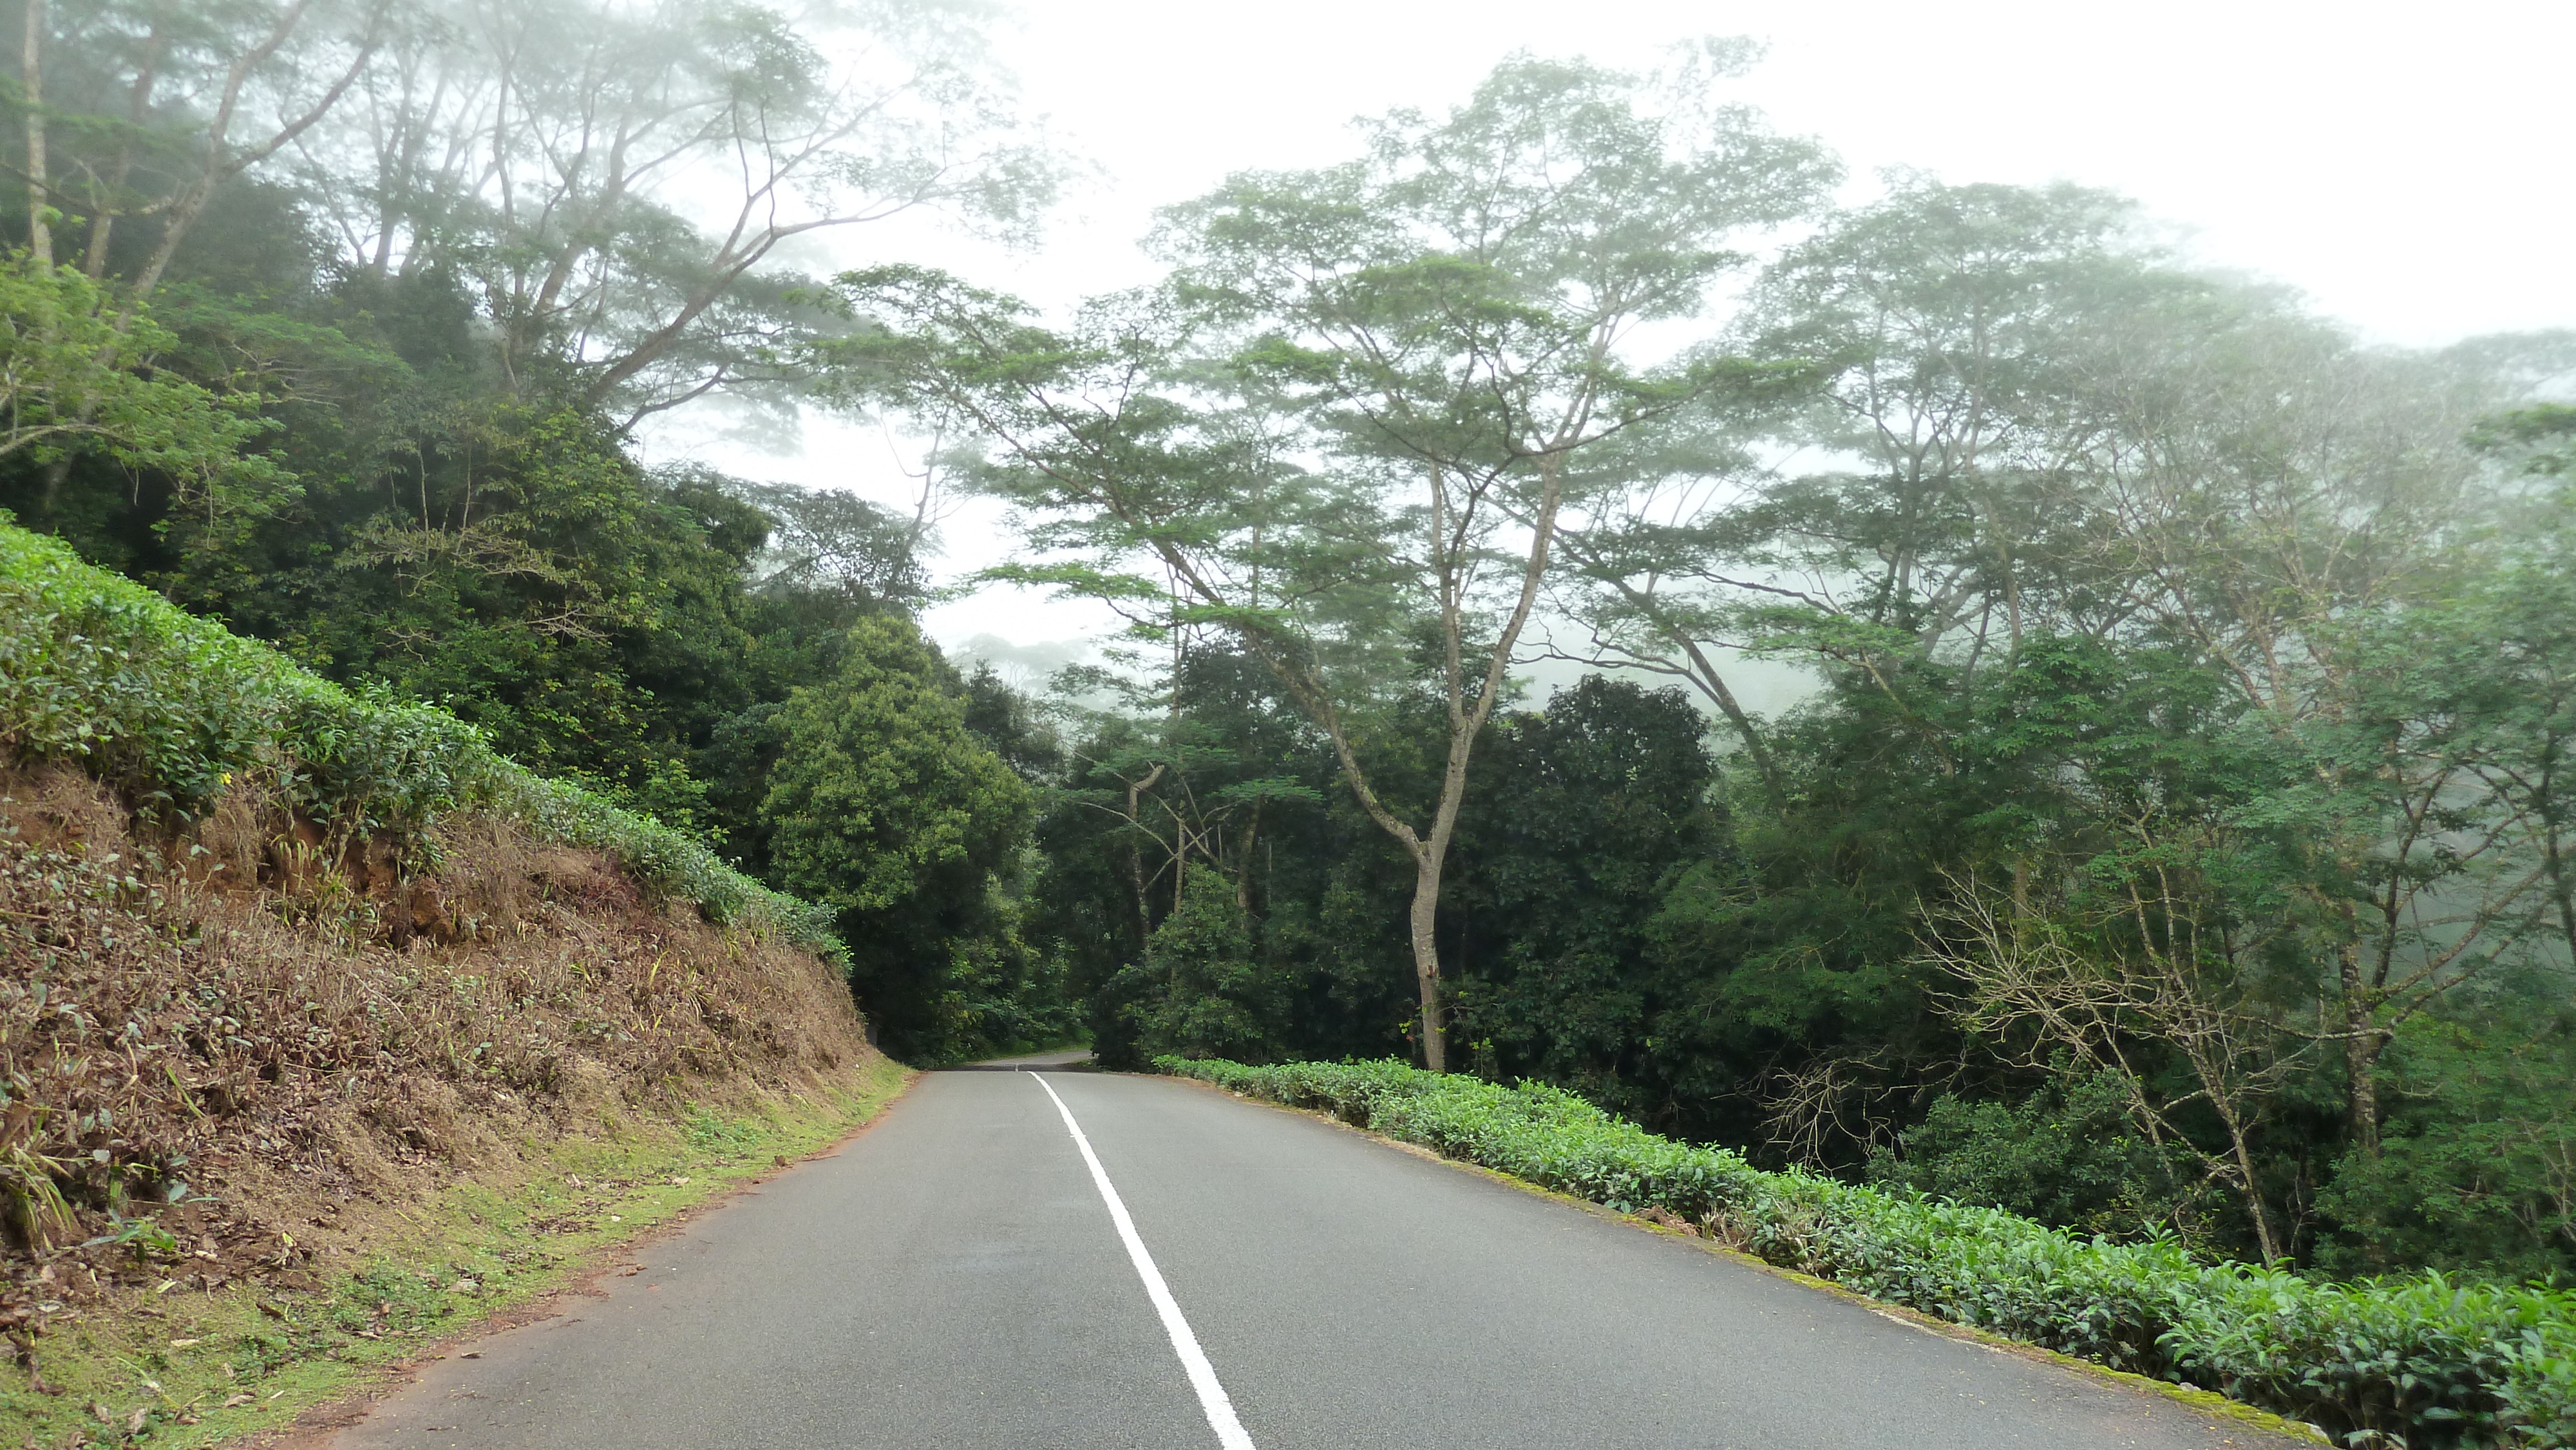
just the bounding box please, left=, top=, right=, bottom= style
left=0, top=520, right=844, bottom=961
left=1159, top=1055, right=2576, bottom=1449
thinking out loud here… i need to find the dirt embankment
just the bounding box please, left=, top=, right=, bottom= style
left=0, top=766, right=884, bottom=1435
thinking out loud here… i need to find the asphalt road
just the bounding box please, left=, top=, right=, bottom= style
left=329, top=1068, right=2310, bottom=1450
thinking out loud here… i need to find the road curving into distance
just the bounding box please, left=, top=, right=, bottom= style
left=327, top=1066, right=2314, bottom=1449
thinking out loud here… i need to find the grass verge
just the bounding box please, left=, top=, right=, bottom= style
left=0, top=1056, right=909, bottom=1449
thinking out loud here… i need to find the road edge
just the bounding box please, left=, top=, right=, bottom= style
left=234, top=1063, right=927, bottom=1450
left=1151, top=1071, right=2331, bottom=1447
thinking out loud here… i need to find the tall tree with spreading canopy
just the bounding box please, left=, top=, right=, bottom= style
left=1542, top=180, right=2179, bottom=809
left=822, top=44, right=1834, bottom=1068
left=289, top=0, right=1058, bottom=428
left=15, top=0, right=388, bottom=295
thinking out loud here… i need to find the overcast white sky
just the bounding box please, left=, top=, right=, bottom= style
left=643, top=0, right=2576, bottom=696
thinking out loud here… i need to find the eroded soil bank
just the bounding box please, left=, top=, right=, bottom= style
left=0, top=767, right=900, bottom=1449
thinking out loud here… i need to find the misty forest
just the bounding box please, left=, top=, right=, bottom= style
left=9, top=0, right=2576, bottom=1286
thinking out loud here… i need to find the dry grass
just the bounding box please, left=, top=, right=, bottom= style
left=0, top=766, right=876, bottom=1397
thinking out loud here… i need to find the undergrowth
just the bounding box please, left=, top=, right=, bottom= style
left=1159, top=1055, right=2576, bottom=1450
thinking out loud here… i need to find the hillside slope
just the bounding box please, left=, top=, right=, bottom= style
left=0, top=522, right=899, bottom=1445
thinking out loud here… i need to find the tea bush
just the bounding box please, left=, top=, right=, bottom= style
left=0, top=520, right=844, bottom=960
left=1160, top=1055, right=2576, bottom=1449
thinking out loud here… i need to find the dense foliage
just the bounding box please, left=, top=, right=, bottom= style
left=958, top=173, right=2576, bottom=1281
left=8, top=0, right=2576, bottom=1426
left=766, top=617, right=1061, bottom=1055
left=0, top=0, right=1051, bottom=1062
left=0, top=519, right=841, bottom=954
left=1162, top=1055, right=2576, bottom=1449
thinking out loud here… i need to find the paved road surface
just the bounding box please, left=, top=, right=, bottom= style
left=330, top=1069, right=2309, bottom=1449
left=952, top=1048, right=1095, bottom=1071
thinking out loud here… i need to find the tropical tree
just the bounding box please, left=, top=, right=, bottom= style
left=2458, top=406, right=2576, bottom=966
left=292, top=0, right=1057, bottom=427
left=15, top=0, right=388, bottom=296
left=1114, top=868, right=1295, bottom=1063
left=2069, top=298, right=2527, bottom=1155
left=0, top=259, right=272, bottom=496
left=1546, top=180, right=2181, bottom=809
left=764, top=613, right=1034, bottom=1057
left=826, top=44, right=1835, bottom=1068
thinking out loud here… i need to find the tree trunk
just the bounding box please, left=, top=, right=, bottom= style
left=2537, top=745, right=2576, bottom=975
left=1409, top=851, right=1446, bottom=1073
left=1236, top=796, right=1262, bottom=916
left=2340, top=936, right=2382, bottom=1158
left=21, top=0, right=68, bottom=521
left=2219, top=1105, right=2280, bottom=1265
left=1123, top=763, right=1166, bottom=951
left=21, top=0, right=48, bottom=268
left=1127, top=839, right=1151, bottom=946
left=1672, top=630, right=1788, bottom=815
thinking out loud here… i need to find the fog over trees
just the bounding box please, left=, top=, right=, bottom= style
left=9, top=0, right=2575, bottom=1277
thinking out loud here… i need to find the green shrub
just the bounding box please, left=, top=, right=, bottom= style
left=0, top=520, right=844, bottom=962
left=2315, top=1017, right=2576, bottom=1283
left=1867, top=1072, right=2205, bottom=1239
left=1159, top=1055, right=2576, bottom=1449
left=1110, top=872, right=1296, bottom=1063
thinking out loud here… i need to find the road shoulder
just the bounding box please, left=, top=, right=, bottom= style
left=1151, top=1071, right=2328, bottom=1447
left=202, top=1060, right=923, bottom=1450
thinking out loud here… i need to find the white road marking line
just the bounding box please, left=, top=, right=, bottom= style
left=1032, top=1073, right=1257, bottom=1450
